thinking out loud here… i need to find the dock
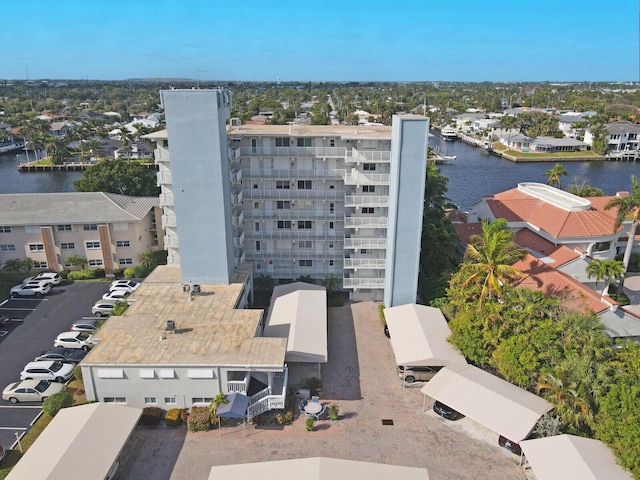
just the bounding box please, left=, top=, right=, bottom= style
left=18, top=161, right=159, bottom=172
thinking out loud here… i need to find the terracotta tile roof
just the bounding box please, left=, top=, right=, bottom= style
left=512, top=254, right=613, bottom=314
left=486, top=188, right=618, bottom=238
left=514, top=229, right=580, bottom=267
left=453, top=222, right=483, bottom=245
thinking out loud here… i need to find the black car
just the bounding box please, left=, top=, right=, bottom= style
left=35, top=347, right=87, bottom=364
left=498, top=435, right=522, bottom=455
left=433, top=400, right=465, bottom=421
left=383, top=323, right=390, bottom=338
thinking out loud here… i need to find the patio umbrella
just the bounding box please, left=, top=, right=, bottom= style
left=216, top=392, right=250, bottom=436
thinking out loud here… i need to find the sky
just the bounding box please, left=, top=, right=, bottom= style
left=2, top=0, right=639, bottom=82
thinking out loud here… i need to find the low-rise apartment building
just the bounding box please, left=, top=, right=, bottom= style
left=0, top=192, right=162, bottom=275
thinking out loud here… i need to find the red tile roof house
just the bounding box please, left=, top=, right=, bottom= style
left=454, top=182, right=640, bottom=342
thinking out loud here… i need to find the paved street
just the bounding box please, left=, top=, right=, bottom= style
left=118, top=302, right=526, bottom=480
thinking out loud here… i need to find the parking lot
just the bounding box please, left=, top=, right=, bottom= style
left=0, top=280, right=111, bottom=449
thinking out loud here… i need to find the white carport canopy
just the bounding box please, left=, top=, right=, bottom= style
left=421, top=363, right=552, bottom=442
left=520, top=435, right=633, bottom=480
left=209, top=457, right=429, bottom=480
left=263, top=282, right=327, bottom=363
left=385, top=304, right=467, bottom=366
left=7, top=403, right=141, bottom=480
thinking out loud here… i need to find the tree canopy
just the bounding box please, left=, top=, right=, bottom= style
left=74, top=159, right=160, bottom=197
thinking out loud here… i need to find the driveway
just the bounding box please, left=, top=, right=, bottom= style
left=118, top=302, right=526, bottom=480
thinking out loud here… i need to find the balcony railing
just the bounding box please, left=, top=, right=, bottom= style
left=238, top=146, right=348, bottom=158
left=245, top=230, right=344, bottom=240
left=155, top=146, right=170, bottom=163
left=343, top=277, right=385, bottom=289
left=344, top=237, right=387, bottom=249
left=232, top=209, right=244, bottom=228
left=161, top=214, right=177, bottom=228
left=159, top=192, right=174, bottom=207
left=244, top=209, right=345, bottom=220
left=234, top=250, right=246, bottom=267
left=156, top=171, right=172, bottom=185
left=230, top=169, right=242, bottom=184
left=164, top=235, right=179, bottom=248
left=344, top=217, right=388, bottom=228
left=344, top=195, right=389, bottom=207
left=343, top=170, right=390, bottom=185
left=246, top=250, right=344, bottom=260
left=231, top=190, right=243, bottom=206
left=242, top=168, right=345, bottom=179
left=344, top=258, right=386, bottom=269
left=243, top=189, right=344, bottom=200
left=347, top=148, right=391, bottom=163
left=233, top=231, right=245, bottom=248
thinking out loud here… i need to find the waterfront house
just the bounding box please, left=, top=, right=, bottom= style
left=584, top=120, right=640, bottom=156
left=498, top=132, right=533, bottom=151
left=530, top=136, right=587, bottom=153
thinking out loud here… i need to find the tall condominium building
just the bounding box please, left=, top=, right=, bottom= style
left=148, top=89, right=428, bottom=306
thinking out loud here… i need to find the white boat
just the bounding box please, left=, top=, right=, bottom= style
left=441, top=155, right=456, bottom=162
left=441, top=126, right=458, bottom=141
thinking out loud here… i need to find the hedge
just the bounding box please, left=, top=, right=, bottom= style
left=187, top=406, right=211, bottom=432
left=165, top=408, right=183, bottom=427
left=67, top=270, right=97, bottom=280
left=42, top=391, right=73, bottom=417
left=139, top=407, right=163, bottom=426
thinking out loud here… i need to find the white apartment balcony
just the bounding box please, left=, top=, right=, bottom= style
left=344, top=217, right=388, bottom=229
left=344, top=258, right=386, bottom=269
left=346, top=148, right=391, bottom=164
left=232, top=209, right=244, bottom=228
left=155, top=146, right=170, bottom=164
left=233, top=231, right=245, bottom=248
left=231, top=190, right=243, bottom=206
left=238, top=146, right=348, bottom=159
left=254, top=266, right=342, bottom=279
left=244, top=189, right=344, bottom=200
left=229, top=147, right=241, bottom=163
left=159, top=192, right=174, bottom=207
left=234, top=250, right=246, bottom=267
left=242, top=168, right=345, bottom=179
left=244, top=209, right=345, bottom=220
left=344, top=238, right=387, bottom=249
left=230, top=169, right=243, bottom=184
left=156, top=171, right=172, bottom=186
left=343, top=277, right=385, bottom=289
left=161, top=214, right=177, bottom=228
left=245, top=230, right=343, bottom=240
left=247, top=250, right=344, bottom=260
left=343, top=169, right=390, bottom=185
left=344, top=195, right=389, bottom=208
left=164, top=235, right=179, bottom=248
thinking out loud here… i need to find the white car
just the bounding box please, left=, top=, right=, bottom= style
left=23, top=272, right=62, bottom=286
left=92, top=299, right=118, bottom=317
left=10, top=281, right=51, bottom=297
left=109, top=280, right=140, bottom=293
left=71, top=319, right=101, bottom=333
left=102, top=290, right=128, bottom=301
left=54, top=331, right=98, bottom=350
left=3, top=380, right=66, bottom=403
left=20, top=361, right=74, bottom=383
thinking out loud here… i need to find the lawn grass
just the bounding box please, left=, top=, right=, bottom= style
left=503, top=149, right=599, bottom=158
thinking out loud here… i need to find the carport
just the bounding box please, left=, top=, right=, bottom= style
left=385, top=304, right=467, bottom=366
left=520, top=435, right=633, bottom=479
left=420, top=363, right=552, bottom=442
left=263, top=282, right=327, bottom=380
left=208, top=457, right=429, bottom=479
left=7, top=403, right=141, bottom=480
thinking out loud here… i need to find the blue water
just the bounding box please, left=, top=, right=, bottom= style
left=0, top=151, right=82, bottom=194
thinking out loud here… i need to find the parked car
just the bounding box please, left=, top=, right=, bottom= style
left=102, top=290, right=128, bottom=301
left=3, top=379, right=66, bottom=403
left=109, top=279, right=139, bottom=293
left=71, top=319, right=101, bottom=333
left=498, top=435, right=522, bottom=455
left=92, top=299, right=118, bottom=317
left=398, top=365, right=442, bottom=383
left=35, top=347, right=87, bottom=364
left=433, top=400, right=465, bottom=421
left=0, top=445, right=5, bottom=464
left=20, top=360, right=74, bottom=383
left=10, top=281, right=51, bottom=297
left=23, top=272, right=62, bottom=286
left=53, top=331, right=97, bottom=350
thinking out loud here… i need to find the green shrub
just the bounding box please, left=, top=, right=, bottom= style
left=305, top=417, right=315, bottom=431
left=42, top=391, right=73, bottom=417
left=73, top=365, right=83, bottom=381
left=59, top=270, right=70, bottom=279
left=139, top=407, right=164, bottom=426
left=378, top=304, right=386, bottom=325
left=133, top=265, right=149, bottom=278
left=111, top=300, right=129, bottom=316
left=165, top=408, right=183, bottom=427
left=284, top=410, right=294, bottom=424
left=67, top=270, right=96, bottom=280
left=93, top=268, right=105, bottom=278
left=187, top=406, right=211, bottom=432
left=328, top=404, right=339, bottom=420
left=180, top=408, right=190, bottom=423
left=610, top=293, right=631, bottom=306
left=123, top=267, right=136, bottom=278
left=113, top=268, right=124, bottom=278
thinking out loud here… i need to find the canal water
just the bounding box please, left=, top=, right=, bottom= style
left=1, top=141, right=639, bottom=211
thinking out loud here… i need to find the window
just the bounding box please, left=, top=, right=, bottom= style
left=255, top=222, right=260, bottom=231
left=298, top=221, right=312, bottom=229
left=192, top=397, right=214, bottom=405
left=363, top=163, right=376, bottom=171
left=277, top=221, right=292, bottom=229
left=275, top=138, right=290, bottom=147
left=139, top=369, right=155, bottom=379
left=329, top=221, right=334, bottom=229
left=329, top=260, right=334, bottom=266
left=97, top=368, right=124, bottom=378
left=56, top=224, right=72, bottom=231
left=362, top=185, right=376, bottom=193
left=276, top=200, right=291, bottom=209
left=0, top=226, right=10, bottom=233
left=86, top=241, right=100, bottom=249
left=60, top=242, right=75, bottom=250
left=362, top=207, right=375, bottom=214
left=89, top=259, right=103, bottom=267
left=329, top=202, right=334, bottom=213
left=83, top=224, right=98, bottom=231
left=329, top=242, right=334, bottom=248
left=361, top=249, right=368, bottom=254
left=253, top=183, right=258, bottom=189
left=164, top=397, right=177, bottom=405
left=0, top=244, right=15, bottom=252
left=103, top=397, right=127, bottom=404
left=298, top=241, right=313, bottom=249
left=145, top=397, right=157, bottom=405
left=275, top=180, right=290, bottom=189
left=29, top=244, right=45, bottom=252
left=33, top=261, right=47, bottom=268
left=254, top=202, right=259, bottom=209
left=116, top=240, right=131, bottom=248
left=119, top=258, right=133, bottom=265
left=113, top=223, right=128, bottom=231
left=297, top=180, right=312, bottom=190
left=297, top=138, right=312, bottom=147
left=330, top=139, right=335, bottom=147
left=256, top=241, right=261, bottom=251
left=593, top=241, right=611, bottom=252
left=187, top=369, right=215, bottom=379
left=299, top=260, right=312, bottom=267
left=159, top=369, right=175, bottom=379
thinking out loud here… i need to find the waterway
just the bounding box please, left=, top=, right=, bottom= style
left=1, top=142, right=639, bottom=211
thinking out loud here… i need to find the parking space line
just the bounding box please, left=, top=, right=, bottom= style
left=10, top=298, right=48, bottom=302
left=0, top=426, right=28, bottom=430
left=0, top=307, right=37, bottom=311
left=0, top=299, right=7, bottom=307
left=0, top=405, right=42, bottom=409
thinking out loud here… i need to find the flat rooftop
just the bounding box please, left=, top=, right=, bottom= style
left=84, top=265, right=287, bottom=367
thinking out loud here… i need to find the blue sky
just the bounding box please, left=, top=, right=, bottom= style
left=2, top=0, right=638, bottom=81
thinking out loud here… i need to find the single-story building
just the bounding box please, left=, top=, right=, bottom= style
left=531, top=136, right=587, bottom=153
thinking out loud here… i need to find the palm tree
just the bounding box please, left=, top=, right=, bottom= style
left=537, top=371, right=591, bottom=431
left=462, top=218, right=528, bottom=303
left=138, top=251, right=156, bottom=271
left=542, top=163, right=568, bottom=189
left=45, top=136, right=69, bottom=165
left=322, top=274, right=340, bottom=296
left=209, top=393, right=228, bottom=420
left=605, top=175, right=640, bottom=272
left=586, top=259, right=608, bottom=292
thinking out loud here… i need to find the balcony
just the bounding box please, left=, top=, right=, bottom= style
left=232, top=209, right=244, bottom=228
left=238, top=146, right=348, bottom=158
left=244, top=209, right=344, bottom=220
left=156, top=171, right=172, bottom=186
left=229, top=147, right=241, bottom=163
left=344, top=216, right=388, bottom=229
left=161, top=214, right=177, bottom=228
left=234, top=250, right=246, bottom=267
left=343, top=277, right=385, bottom=289
left=343, top=169, right=390, bottom=185
left=230, top=169, right=242, bottom=184
left=155, top=146, right=170, bottom=164
left=344, top=258, right=386, bottom=269
left=164, top=235, right=179, bottom=248
left=231, top=190, right=243, bottom=206
left=242, top=168, right=345, bottom=179
left=233, top=231, right=245, bottom=248
left=344, top=195, right=389, bottom=208
left=245, top=230, right=343, bottom=240
left=159, top=192, right=174, bottom=207
left=346, top=148, right=391, bottom=164
left=244, top=189, right=344, bottom=200
left=344, top=238, right=387, bottom=249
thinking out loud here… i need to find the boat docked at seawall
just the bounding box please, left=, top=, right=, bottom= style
left=440, top=126, right=458, bottom=141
